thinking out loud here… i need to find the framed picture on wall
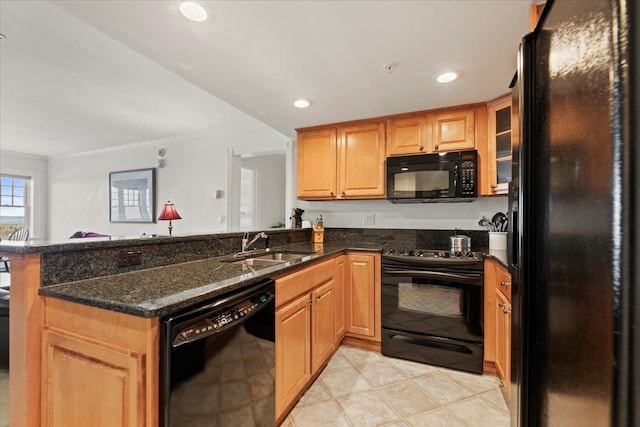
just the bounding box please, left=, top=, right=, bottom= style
left=109, top=168, right=156, bottom=223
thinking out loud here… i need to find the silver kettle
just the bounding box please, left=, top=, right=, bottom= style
left=450, top=232, right=471, bottom=253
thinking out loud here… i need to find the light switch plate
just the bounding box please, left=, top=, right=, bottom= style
left=362, top=213, right=375, bottom=225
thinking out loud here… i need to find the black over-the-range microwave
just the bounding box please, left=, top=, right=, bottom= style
left=386, top=150, right=478, bottom=203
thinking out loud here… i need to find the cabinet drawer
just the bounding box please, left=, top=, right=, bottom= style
left=276, top=258, right=335, bottom=306
left=496, top=264, right=512, bottom=302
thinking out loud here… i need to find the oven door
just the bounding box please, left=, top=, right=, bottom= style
left=381, top=264, right=483, bottom=342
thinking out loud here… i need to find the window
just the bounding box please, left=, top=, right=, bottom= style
left=0, top=175, right=28, bottom=238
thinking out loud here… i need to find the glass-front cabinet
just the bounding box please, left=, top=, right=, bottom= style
left=487, top=96, right=512, bottom=194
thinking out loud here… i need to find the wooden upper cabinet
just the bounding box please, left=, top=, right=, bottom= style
left=338, top=122, right=386, bottom=199
left=432, top=109, right=475, bottom=152
left=387, top=116, right=431, bottom=156
left=529, top=2, right=546, bottom=31
left=297, top=128, right=337, bottom=199
left=485, top=96, right=513, bottom=195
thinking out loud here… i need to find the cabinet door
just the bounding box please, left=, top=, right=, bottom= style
left=387, top=116, right=431, bottom=156
left=275, top=293, right=311, bottom=418
left=41, top=327, right=145, bottom=427
left=338, top=122, right=386, bottom=198
left=311, top=280, right=336, bottom=373
left=486, top=97, right=512, bottom=194
left=495, top=290, right=512, bottom=394
left=345, top=253, right=380, bottom=340
left=432, top=110, right=475, bottom=152
left=334, top=256, right=346, bottom=343
left=297, top=128, right=337, bottom=199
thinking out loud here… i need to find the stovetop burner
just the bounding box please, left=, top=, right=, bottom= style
left=382, top=248, right=481, bottom=260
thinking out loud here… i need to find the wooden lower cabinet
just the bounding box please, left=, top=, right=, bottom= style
left=41, top=327, right=145, bottom=427
left=495, top=289, right=512, bottom=394
left=41, top=297, right=158, bottom=427
left=275, top=258, right=336, bottom=421
left=483, top=259, right=512, bottom=393
left=345, top=252, right=381, bottom=342
left=334, top=255, right=346, bottom=343
left=311, top=281, right=336, bottom=373
left=275, top=293, right=312, bottom=419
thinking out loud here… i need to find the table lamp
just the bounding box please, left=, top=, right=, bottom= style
left=158, top=201, right=182, bottom=236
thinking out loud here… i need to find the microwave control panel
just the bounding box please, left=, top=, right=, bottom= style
left=460, top=160, right=477, bottom=196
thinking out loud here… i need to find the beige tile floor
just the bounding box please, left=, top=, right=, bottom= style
left=282, top=345, right=510, bottom=427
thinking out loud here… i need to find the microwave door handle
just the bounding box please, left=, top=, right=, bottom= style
left=383, top=269, right=481, bottom=285
left=453, top=163, right=459, bottom=196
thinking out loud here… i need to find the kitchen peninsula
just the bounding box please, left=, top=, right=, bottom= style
left=1, top=227, right=497, bottom=426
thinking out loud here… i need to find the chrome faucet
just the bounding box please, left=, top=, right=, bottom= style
left=241, top=232, right=269, bottom=252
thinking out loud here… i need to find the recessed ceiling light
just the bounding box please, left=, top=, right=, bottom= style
left=294, top=99, right=310, bottom=108
left=179, top=2, right=208, bottom=22
left=436, top=71, right=458, bottom=83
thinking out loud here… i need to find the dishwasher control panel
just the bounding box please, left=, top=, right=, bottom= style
left=172, top=291, right=273, bottom=347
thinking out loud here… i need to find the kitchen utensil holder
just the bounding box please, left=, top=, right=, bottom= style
left=489, top=231, right=507, bottom=251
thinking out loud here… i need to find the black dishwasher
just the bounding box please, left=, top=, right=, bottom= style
left=161, top=278, right=275, bottom=427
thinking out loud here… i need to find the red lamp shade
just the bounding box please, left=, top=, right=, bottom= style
left=158, top=201, right=182, bottom=236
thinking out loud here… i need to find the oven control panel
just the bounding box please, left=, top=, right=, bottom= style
left=172, top=292, right=272, bottom=346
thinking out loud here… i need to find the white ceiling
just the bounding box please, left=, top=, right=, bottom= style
left=0, top=0, right=531, bottom=158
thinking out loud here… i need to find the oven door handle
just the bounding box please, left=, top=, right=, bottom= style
left=382, top=268, right=482, bottom=285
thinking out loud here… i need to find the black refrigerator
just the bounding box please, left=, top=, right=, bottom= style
left=508, top=0, right=638, bottom=426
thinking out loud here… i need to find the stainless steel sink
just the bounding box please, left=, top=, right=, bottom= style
left=223, top=250, right=315, bottom=268
left=253, top=252, right=312, bottom=261
left=231, top=258, right=285, bottom=267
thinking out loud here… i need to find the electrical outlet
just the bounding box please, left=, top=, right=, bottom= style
left=117, top=250, right=142, bottom=268
left=218, top=214, right=225, bottom=223
left=362, top=213, right=375, bottom=225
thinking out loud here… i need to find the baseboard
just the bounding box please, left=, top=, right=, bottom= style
left=342, top=335, right=381, bottom=352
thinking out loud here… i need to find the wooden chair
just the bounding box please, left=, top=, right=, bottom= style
left=0, top=228, right=29, bottom=273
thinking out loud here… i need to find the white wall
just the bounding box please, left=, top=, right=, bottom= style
left=47, top=128, right=289, bottom=240
left=297, top=196, right=508, bottom=231
left=0, top=151, right=49, bottom=239
left=242, top=154, right=286, bottom=229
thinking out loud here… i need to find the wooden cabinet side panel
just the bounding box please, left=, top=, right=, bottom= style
left=43, top=297, right=158, bottom=427
left=296, top=129, right=337, bottom=199
left=6, top=253, right=43, bottom=427
left=275, top=294, right=311, bottom=419
left=41, top=327, right=145, bottom=427
left=483, top=260, right=498, bottom=363
left=338, top=122, right=386, bottom=198
left=311, top=280, right=336, bottom=373
left=334, top=256, right=346, bottom=343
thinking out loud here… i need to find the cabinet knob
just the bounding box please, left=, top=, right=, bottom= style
left=500, top=281, right=509, bottom=287
left=498, top=302, right=505, bottom=308
left=330, top=192, right=335, bottom=197
left=316, top=294, right=321, bottom=300
left=435, top=144, right=439, bottom=150
left=341, top=191, right=346, bottom=196
left=308, top=299, right=313, bottom=305
left=503, top=307, right=511, bottom=314
left=419, top=145, right=424, bottom=151
left=490, top=184, right=497, bottom=189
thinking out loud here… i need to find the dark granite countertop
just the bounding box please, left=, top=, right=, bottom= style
left=39, top=241, right=382, bottom=318
left=0, top=231, right=257, bottom=255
